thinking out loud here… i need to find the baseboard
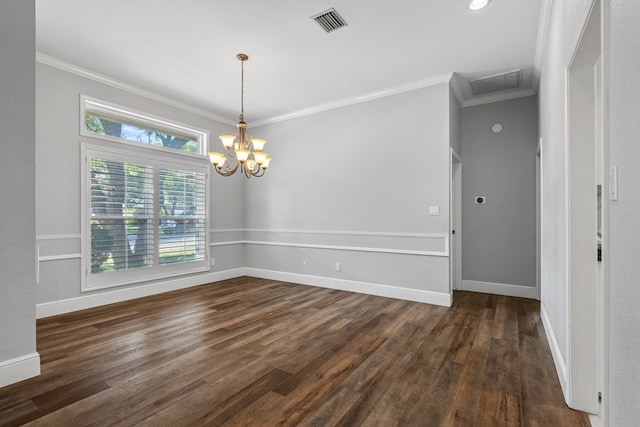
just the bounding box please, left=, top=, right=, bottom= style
left=36, top=266, right=453, bottom=317
left=245, top=268, right=452, bottom=307
left=462, top=280, right=538, bottom=299
left=0, top=352, right=40, bottom=388
left=541, top=303, right=569, bottom=400
left=36, top=268, right=247, bottom=318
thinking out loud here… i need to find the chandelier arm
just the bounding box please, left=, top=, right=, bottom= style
left=243, top=164, right=253, bottom=179
left=225, top=148, right=237, bottom=159
left=248, top=161, right=261, bottom=175
left=214, top=167, right=236, bottom=177
left=216, top=158, right=240, bottom=176
left=252, top=168, right=266, bottom=178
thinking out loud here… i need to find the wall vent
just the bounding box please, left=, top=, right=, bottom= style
left=311, top=8, right=348, bottom=33
left=470, top=70, right=521, bottom=96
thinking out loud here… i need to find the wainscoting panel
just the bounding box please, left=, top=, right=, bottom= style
left=211, top=228, right=449, bottom=256
left=245, top=243, right=451, bottom=304
left=36, top=234, right=81, bottom=260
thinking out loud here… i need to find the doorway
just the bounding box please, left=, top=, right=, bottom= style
left=450, top=148, right=462, bottom=294
left=565, top=0, right=603, bottom=414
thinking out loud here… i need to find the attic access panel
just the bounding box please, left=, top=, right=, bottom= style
left=470, top=70, right=521, bottom=96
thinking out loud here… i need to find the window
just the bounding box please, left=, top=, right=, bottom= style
left=81, top=97, right=210, bottom=291
left=81, top=95, right=208, bottom=155
left=83, top=147, right=209, bottom=290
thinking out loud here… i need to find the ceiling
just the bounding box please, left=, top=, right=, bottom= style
left=36, top=0, right=544, bottom=125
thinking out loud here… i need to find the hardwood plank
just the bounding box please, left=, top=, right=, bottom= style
left=446, top=312, right=494, bottom=425
left=483, top=338, right=522, bottom=394
left=0, top=281, right=590, bottom=426
left=474, top=390, right=523, bottom=427
left=493, top=299, right=519, bottom=341
left=254, top=334, right=387, bottom=425
left=188, top=369, right=291, bottom=426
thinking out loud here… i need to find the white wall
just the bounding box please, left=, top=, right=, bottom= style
left=461, top=96, right=538, bottom=297
left=0, top=0, right=40, bottom=387
left=538, top=0, right=594, bottom=393
left=607, top=0, right=640, bottom=422
left=541, top=0, right=640, bottom=422
left=241, top=83, right=454, bottom=305
left=35, top=62, right=245, bottom=316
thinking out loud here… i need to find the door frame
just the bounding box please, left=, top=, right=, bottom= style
left=450, top=148, right=462, bottom=294
left=564, top=0, right=604, bottom=414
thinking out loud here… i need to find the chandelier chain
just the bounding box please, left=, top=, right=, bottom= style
left=240, top=58, right=245, bottom=121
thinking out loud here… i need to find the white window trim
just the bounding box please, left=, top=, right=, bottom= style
left=80, top=94, right=210, bottom=158
left=80, top=143, right=211, bottom=292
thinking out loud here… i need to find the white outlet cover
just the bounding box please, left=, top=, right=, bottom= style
left=429, top=206, right=440, bottom=216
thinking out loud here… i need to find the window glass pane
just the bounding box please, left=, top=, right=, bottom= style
left=85, top=113, right=199, bottom=153
left=90, top=158, right=154, bottom=273
left=158, top=168, right=207, bottom=265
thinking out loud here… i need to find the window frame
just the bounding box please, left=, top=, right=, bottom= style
left=80, top=110, right=211, bottom=292
left=80, top=95, right=210, bottom=158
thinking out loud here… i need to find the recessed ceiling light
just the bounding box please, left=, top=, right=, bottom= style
left=468, top=0, right=491, bottom=11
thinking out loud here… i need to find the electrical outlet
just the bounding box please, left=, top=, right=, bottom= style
left=429, top=206, right=440, bottom=216
left=210, top=258, right=215, bottom=266
left=335, top=262, right=341, bottom=271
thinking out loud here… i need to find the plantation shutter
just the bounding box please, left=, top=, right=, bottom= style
left=158, top=167, right=207, bottom=265
left=90, top=156, right=155, bottom=274
left=84, top=147, right=209, bottom=291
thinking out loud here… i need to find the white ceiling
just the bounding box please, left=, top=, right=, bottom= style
left=36, top=0, right=544, bottom=124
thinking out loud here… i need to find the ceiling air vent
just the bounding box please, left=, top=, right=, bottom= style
left=312, top=8, right=348, bottom=33
left=470, top=70, right=521, bottom=96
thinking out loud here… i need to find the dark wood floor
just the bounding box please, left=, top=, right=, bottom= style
left=0, top=277, right=589, bottom=426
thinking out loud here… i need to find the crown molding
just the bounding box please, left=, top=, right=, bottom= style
left=252, top=72, right=455, bottom=127
left=36, top=53, right=235, bottom=126
left=532, top=0, right=553, bottom=92
left=462, top=88, right=537, bottom=108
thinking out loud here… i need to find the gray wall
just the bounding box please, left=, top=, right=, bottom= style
left=461, top=96, right=538, bottom=289
left=608, top=0, right=640, bottom=421
left=244, top=83, right=454, bottom=298
left=0, top=0, right=38, bottom=382
left=34, top=63, right=456, bottom=313
left=35, top=62, right=245, bottom=306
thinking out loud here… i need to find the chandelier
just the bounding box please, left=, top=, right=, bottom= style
left=208, top=53, right=271, bottom=178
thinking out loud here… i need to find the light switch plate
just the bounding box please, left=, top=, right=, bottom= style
left=609, top=165, right=618, bottom=201
left=429, top=206, right=440, bottom=216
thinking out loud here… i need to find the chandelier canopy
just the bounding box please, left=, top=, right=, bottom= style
left=208, top=53, right=271, bottom=178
